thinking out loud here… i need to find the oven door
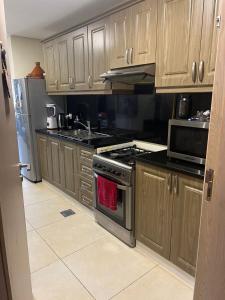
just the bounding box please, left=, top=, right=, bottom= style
left=93, top=172, right=133, bottom=230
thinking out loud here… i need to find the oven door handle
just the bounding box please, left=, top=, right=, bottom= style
left=94, top=173, right=129, bottom=191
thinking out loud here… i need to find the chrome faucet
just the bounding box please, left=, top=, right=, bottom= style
left=74, top=116, right=91, bottom=135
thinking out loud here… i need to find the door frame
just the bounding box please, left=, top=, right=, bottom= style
left=194, top=0, right=225, bottom=299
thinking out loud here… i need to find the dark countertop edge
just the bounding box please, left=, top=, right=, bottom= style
left=35, top=129, right=133, bottom=149
left=136, top=152, right=205, bottom=180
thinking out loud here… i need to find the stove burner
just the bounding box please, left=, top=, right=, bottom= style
left=102, top=146, right=151, bottom=166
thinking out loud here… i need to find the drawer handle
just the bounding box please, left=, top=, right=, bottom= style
left=173, top=175, right=178, bottom=195
left=199, top=60, right=204, bottom=82
left=167, top=174, right=172, bottom=193
left=192, top=61, right=197, bottom=83
left=82, top=166, right=91, bottom=174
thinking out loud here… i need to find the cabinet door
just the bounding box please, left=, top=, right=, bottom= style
left=55, top=35, right=70, bottom=91
left=199, top=0, right=220, bottom=85
left=131, top=0, right=157, bottom=65
left=136, top=164, right=173, bottom=259
left=109, top=9, right=131, bottom=69
left=49, top=138, right=62, bottom=188
left=43, top=41, right=58, bottom=92
left=60, top=142, right=79, bottom=199
left=156, top=0, right=204, bottom=88
left=170, top=174, right=203, bottom=276
left=88, top=19, right=110, bottom=90
left=68, top=27, right=89, bottom=91
left=37, top=135, right=52, bottom=181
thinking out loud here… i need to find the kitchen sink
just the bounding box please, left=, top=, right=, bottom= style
left=56, top=129, right=111, bottom=141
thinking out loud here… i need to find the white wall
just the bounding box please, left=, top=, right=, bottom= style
left=9, top=35, right=44, bottom=79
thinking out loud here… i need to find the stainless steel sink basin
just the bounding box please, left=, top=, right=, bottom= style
left=57, top=129, right=111, bottom=141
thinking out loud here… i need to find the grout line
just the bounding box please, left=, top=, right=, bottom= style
left=33, top=229, right=96, bottom=299
left=109, top=264, right=159, bottom=299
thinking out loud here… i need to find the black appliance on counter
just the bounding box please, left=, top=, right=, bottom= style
left=167, top=119, right=209, bottom=165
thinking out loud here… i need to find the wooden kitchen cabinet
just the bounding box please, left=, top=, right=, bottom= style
left=109, top=9, right=130, bottom=69
left=37, top=134, right=52, bottom=181
left=170, top=175, right=203, bottom=276
left=136, top=162, right=203, bottom=275
left=88, top=18, right=111, bottom=90
left=109, top=0, right=157, bottom=69
left=136, top=164, right=173, bottom=259
left=199, top=0, right=221, bottom=86
left=49, top=138, right=62, bottom=188
left=54, top=35, right=71, bottom=91
left=60, top=141, right=79, bottom=199
left=68, top=27, right=89, bottom=91
left=156, top=0, right=220, bottom=91
left=43, top=41, right=58, bottom=92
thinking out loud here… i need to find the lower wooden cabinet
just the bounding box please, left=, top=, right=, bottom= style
left=170, top=174, right=203, bottom=275
left=136, top=162, right=203, bottom=275
left=37, top=135, right=52, bottom=181
left=60, top=141, right=79, bottom=200
left=49, top=138, right=62, bottom=188
left=37, top=134, right=95, bottom=208
left=136, top=165, right=173, bottom=258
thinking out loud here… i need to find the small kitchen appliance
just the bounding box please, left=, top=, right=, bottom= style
left=93, top=144, right=152, bottom=247
left=167, top=119, right=209, bottom=165
left=46, top=104, right=58, bottom=129
left=58, top=113, right=66, bottom=129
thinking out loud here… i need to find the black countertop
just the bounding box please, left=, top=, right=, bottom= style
left=36, top=129, right=133, bottom=149
left=136, top=150, right=205, bottom=179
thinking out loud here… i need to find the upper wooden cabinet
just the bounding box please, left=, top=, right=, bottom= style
left=109, top=0, right=157, bottom=69
left=68, top=27, right=89, bottom=91
left=55, top=35, right=71, bottom=91
left=200, top=0, right=221, bottom=85
left=156, top=0, right=220, bottom=90
left=88, top=18, right=111, bottom=90
left=43, top=41, right=58, bottom=92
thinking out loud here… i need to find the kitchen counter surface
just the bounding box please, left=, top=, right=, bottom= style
left=36, top=129, right=133, bottom=149
left=136, top=150, right=205, bottom=179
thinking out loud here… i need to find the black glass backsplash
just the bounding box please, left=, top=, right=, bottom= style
left=66, top=93, right=212, bottom=145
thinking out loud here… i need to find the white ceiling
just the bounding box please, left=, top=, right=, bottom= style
left=4, top=0, right=130, bottom=40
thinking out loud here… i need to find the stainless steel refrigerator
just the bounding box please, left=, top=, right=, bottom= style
left=13, top=78, right=65, bottom=182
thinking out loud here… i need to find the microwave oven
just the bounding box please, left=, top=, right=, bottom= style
left=167, top=119, right=209, bottom=165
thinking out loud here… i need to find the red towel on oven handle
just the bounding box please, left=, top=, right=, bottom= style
left=97, top=175, right=118, bottom=211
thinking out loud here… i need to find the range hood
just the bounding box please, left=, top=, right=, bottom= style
left=100, top=64, right=155, bottom=85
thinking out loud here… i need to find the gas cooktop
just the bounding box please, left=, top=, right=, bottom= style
left=100, top=145, right=151, bottom=166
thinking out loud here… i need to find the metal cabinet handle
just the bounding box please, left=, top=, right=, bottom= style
left=199, top=60, right=204, bottom=82
left=125, top=49, right=129, bottom=65
left=167, top=174, right=172, bottom=193
left=55, top=79, right=59, bottom=90
left=69, top=77, right=74, bottom=89
left=192, top=61, right=197, bottom=83
left=129, top=48, right=133, bottom=65
left=88, top=75, right=93, bottom=88
left=173, top=175, right=178, bottom=195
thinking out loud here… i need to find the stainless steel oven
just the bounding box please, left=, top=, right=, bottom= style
left=93, top=154, right=135, bottom=247
left=167, top=119, right=209, bottom=165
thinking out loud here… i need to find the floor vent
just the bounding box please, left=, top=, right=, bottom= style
left=60, top=209, right=76, bottom=217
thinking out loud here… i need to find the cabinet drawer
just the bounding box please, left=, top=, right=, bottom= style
left=80, top=177, right=93, bottom=193
left=79, top=148, right=94, bottom=167
left=80, top=192, right=93, bottom=208
left=80, top=164, right=93, bottom=179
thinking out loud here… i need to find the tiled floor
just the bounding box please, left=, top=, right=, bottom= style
left=23, top=179, right=195, bottom=300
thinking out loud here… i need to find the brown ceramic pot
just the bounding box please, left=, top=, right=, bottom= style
left=28, top=62, right=45, bottom=79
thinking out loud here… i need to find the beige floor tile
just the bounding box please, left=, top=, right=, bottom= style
left=25, top=197, right=81, bottom=229
left=26, top=220, right=34, bottom=232
left=23, top=188, right=62, bottom=206
left=38, top=214, right=108, bottom=258
left=63, top=236, right=157, bottom=300
left=32, top=261, right=93, bottom=300
left=27, top=231, right=58, bottom=273
left=113, top=266, right=194, bottom=300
